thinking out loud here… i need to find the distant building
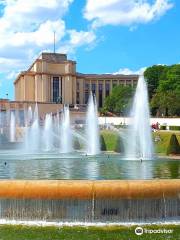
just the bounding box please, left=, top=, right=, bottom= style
left=14, top=52, right=138, bottom=108
left=0, top=52, right=138, bottom=124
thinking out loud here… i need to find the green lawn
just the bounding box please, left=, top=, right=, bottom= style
left=0, top=225, right=179, bottom=240
left=101, top=130, right=180, bottom=155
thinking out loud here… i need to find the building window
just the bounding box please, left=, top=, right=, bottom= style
left=52, top=77, right=59, bottom=103
left=92, top=83, right=96, bottom=95
left=76, top=81, right=80, bottom=91
left=85, top=92, right=89, bottom=104
left=105, top=81, right=110, bottom=97
left=85, top=82, right=89, bottom=91
left=113, top=80, right=117, bottom=88
left=98, top=83, right=103, bottom=108
left=76, top=92, right=80, bottom=104
left=126, top=80, right=132, bottom=86
left=84, top=81, right=89, bottom=104
left=119, top=80, right=124, bottom=85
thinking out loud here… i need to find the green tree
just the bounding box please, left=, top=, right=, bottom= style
left=144, top=65, right=168, bottom=99
left=103, top=85, right=134, bottom=115
left=158, top=64, right=180, bottom=92
left=151, top=89, right=180, bottom=116
left=145, top=64, right=180, bottom=116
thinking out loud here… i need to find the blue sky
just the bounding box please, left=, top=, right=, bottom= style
left=0, top=0, right=179, bottom=99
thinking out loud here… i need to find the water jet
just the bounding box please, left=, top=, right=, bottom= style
left=125, top=75, right=154, bottom=160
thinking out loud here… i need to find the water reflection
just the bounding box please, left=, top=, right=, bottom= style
left=0, top=151, right=179, bottom=180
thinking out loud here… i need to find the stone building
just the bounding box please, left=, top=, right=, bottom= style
left=14, top=52, right=138, bottom=108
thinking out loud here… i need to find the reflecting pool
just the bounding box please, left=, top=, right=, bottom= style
left=0, top=151, right=179, bottom=180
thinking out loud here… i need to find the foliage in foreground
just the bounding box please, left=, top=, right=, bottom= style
left=0, top=225, right=179, bottom=240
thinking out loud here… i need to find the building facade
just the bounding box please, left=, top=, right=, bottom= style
left=14, top=53, right=138, bottom=108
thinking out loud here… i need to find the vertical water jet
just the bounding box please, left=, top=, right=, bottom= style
left=85, top=93, right=100, bottom=155
left=60, top=105, right=73, bottom=153
left=9, top=112, right=16, bottom=142
left=125, top=75, right=154, bottom=159
left=29, top=103, right=40, bottom=152
left=43, top=113, right=53, bottom=151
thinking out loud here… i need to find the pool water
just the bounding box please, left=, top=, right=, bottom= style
left=0, top=151, right=179, bottom=180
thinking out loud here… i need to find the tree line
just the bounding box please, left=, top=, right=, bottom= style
left=101, top=64, right=180, bottom=117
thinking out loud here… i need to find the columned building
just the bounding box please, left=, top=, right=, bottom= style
left=14, top=52, right=138, bottom=108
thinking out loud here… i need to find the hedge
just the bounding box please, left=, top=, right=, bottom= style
left=160, top=125, right=167, bottom=130
left=114, top=136, right=124, bottom=153
left=167, top=134, right=180, bottom=155
left=100, top=135, right=107, bottom=151
left=73, top=138, right=81, bottom=150
left=169, top=126, right=180, bottom=131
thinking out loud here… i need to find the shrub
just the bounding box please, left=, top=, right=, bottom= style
left=114, top=136, right=124, bottom=153
left=160, top=125, right=167, bottom=130
left=100, top=130, right=118, bottom=151
left=73, top=138, right=81, bottom=150
left=100, top=135, right=106, bottom=151
left=169, top=126, right=180, bottom=131
left=116, top=125, right=128, bottom=129
left=167, top=134, right=180, bottom=155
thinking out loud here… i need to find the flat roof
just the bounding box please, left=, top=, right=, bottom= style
left=76, top=73, right=139, bottom=79
left=38, top=52, right=67, bottom=62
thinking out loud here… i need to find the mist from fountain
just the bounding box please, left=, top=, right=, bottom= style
left=1, top=93, right=101, bottom=156
left=43, top=114, right=53, bottom=151
left=85, top=93, right=100, bottom=155
left=27, top=106, right=33, bottom=124
left=60, top=105, right=73, bottom=153
left=56, top=110, right=60, bottom=134
left=24, top=107, right=32, bottom=151
left=29, top=103, right=40, bottom=152
left=10, top=112, right=16, bottom=142
left=125, top=75, right=154, bottom=159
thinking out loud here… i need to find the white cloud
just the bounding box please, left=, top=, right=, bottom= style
left=0, top=20, right=66, bottom=49
left=84, top=0, right=173, bottom=28
left=0, top=0, right=97, bottom=58
left=0, top=57, right=24, bottom=72
left=0, top=0, right=72, bottom=48
left=0, top=0, right=72, bottom=31
left=58, top=30, right=96, bottom=54
left=114, top=67, right=147, bottom=75
left=6, top=70, right=19, bottom=80
left=0, top=0, right=98, bottom=94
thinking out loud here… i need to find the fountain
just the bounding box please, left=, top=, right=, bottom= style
left=28, top=103, right=40, bottom=152
left=9, top=111, right=16, bottom=142
left=56, top=110, right=60, bottom=134
left=0, top=90, right=179, bottom=225
left=43, top=113, right=53, bottom=151
left=27, top=106, right=33, bottom=124
left=85, top=93, right=100, bottom=155
left=125, top=75, right=154, bottom=159
left=24, top=107, right=32, bottom=151
left=60, top=105, right=73, bottom=153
